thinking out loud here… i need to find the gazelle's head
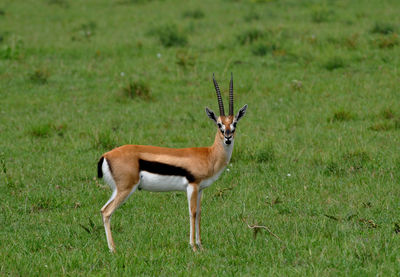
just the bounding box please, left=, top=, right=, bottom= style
left=206, top=73, right=248, bottom=146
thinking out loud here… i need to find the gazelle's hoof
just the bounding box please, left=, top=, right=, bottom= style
left=196, top=244, right=204, bottom=251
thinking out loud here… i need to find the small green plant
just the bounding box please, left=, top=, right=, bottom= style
left=125, top=0, right=154, bottom=3
left=251, top=42, right=270, bottom=56
left=176, top=50, right=196, bottom=68
left=182, top=9, right=204, bottom=19
left=31, top=197, right=52, bottom=213
left=28, top=122, right=66, bottom=137
left=93, top=130, right=118, bottom=150
left=115, top=0, right=153, bottom=4
left=0, top=35, right=23, bottom=59
left=244, top=11, right=260, bottom=22
left=79, top=218, right=101, bottom=235
left=343, top=150, right=370, bottom=171
left=29, top=123, right=54, bottom=138
left=311, top=6, right=333, bottom=23
left=394, top=118, right=400, bottom=129
left=369, top=122, right=393, bottom=131
left=249, top=0, right=276, bottom=3
left=394, top=223, right=400, bottom=234
left=255, top=144, right=275, bottom=163
left=324, top=160, right=343, bottom=176
left=30, top=195, right=62, bottom=213
left=344, top=33, right=359, bottom=49
left=381, top=108, right=395, bottom=119
left=329, top=110, right=354, bottom=122
left=121, top=80, right=151, bottom=100
left=154, top=24, right=187, bottom=47
left=0, top=153, right=11, bottom=186
left=291, top=80, right=303, bottom=91
left=47, top=0, right=69, bottom=7
left=371, top=22, right=396, bottom=35
left=54, top=124, right=67, bottom=137
left=374, top=34, right=399, bottom=48
left=0, top=153, right=7, bottom=176
left=251, top=43, right=268, bottom=56
left=29, top=68, right=50, bottom=84
left=0, top=153, right=16, bottom=188
left=323, top=56, right=345, bottom=71
left=237, top=29, right=265, bottom=45
left=71, top=21, right=97, bottom=41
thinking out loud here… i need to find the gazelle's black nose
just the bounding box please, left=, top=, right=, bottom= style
left=225, top=136, right=232, bottom=145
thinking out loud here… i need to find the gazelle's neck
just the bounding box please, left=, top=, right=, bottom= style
left=210, top=132, right=234, bottom=169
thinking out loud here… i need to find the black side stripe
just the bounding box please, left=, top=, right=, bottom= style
left=139, top=159, right=195, bottom=183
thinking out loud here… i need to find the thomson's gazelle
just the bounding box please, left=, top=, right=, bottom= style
left=97, top=74, right=247, bottom=252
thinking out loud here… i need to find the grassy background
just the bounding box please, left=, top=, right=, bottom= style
left=1, top=0, right=400, bottom=275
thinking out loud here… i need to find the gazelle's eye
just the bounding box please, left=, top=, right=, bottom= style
left=217, top=123, right=222, bottom=128
left=233, top=122, right=237, bottom=128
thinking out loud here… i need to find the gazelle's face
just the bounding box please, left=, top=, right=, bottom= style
left=217, top=116, right=235, bottom=145
left=206, top=104, right=248, bottom=146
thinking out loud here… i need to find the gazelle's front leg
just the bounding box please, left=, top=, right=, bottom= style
left=195, top=189, right=203, bottom=250
left=186, top=183, right=198, bottom=251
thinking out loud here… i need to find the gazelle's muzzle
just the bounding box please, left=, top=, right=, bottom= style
left=224, top=136, right=233, bottom=145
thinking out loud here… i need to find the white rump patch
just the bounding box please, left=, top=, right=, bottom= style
left=101, top=158, right=117, bottom=211
left=139, top=171, right=189, bottom=192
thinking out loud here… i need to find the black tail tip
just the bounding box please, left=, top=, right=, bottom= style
left=97, top=157, right=104, bottom=178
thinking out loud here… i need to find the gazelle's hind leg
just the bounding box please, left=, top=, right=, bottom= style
left=101, top=184, right=138, bottom=252
left=187, top=183, right=199, bottom=251
left=100, top=157, right=139, bottom=252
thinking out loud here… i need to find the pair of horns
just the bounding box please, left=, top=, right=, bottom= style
left=212, top=73, right=234, bottom=116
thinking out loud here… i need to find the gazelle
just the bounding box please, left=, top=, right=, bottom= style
left=97, top=74, right=247, bottom=252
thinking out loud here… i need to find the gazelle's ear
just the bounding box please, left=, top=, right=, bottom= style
left=234, top=104, right=248, bottom=122
left=205, top=107, right=217, bottom=123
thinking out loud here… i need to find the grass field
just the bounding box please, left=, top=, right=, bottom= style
left=1, top=0, right=400, bottom=275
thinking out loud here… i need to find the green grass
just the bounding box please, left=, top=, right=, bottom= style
left=1, top=0, right=400, bottom=275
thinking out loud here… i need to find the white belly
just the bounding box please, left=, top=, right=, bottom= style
left=138, top=171, right=189, bottom=192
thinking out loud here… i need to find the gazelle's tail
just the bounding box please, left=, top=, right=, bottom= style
left=97, top=157, right=104, bottom=178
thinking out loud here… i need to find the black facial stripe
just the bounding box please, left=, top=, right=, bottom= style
left=139, top=159, right=195, bottom=182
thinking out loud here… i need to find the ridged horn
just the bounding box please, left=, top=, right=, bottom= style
left=213, top=73, right=225, bottom=116
left=229, top=72, right=234, bottom=116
